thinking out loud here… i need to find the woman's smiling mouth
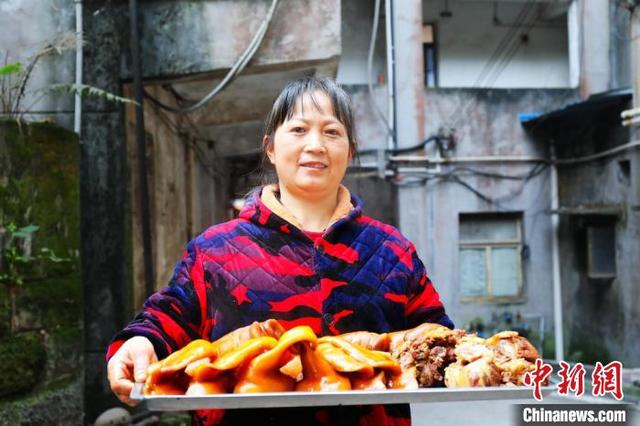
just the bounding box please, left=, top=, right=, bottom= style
left=299, top=161, right=328, bottom=170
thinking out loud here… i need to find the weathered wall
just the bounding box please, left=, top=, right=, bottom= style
left=341, top=85, right=397, bottom=225
left=0, top=120, right=82, bottom=419
left=134, top=0, right=340, bottom=79
left=554, top=118, right=640, bottom=367
left=609, top=1, right=632, bottom=90
left=81, top=2, right=130, bottom=422
left=124, top=84, right=227, bottom=309
left=336, top=0, right=387, bottom=85
left=0, top=0, right=76, bottom=125
left=413, top=88, right=578, bottom=343
left=422, top=0, right=571, bottom=88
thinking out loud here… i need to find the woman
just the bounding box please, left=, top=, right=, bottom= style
left=107, top=77, right=453, bottom=425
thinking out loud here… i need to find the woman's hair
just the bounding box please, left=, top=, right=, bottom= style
left=262, top=77, right=358, bottom=155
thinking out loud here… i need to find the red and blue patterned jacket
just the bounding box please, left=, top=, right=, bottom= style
left=107, top=185, right=453, bottom=426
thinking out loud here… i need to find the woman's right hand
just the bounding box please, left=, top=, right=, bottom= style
left=107, top=336, right=158, bottom=406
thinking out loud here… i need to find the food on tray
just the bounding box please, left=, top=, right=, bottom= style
left=143, top=319, right=541, bottom=395
left=444, top=332, right=541, bottom=388
left=388, top=323, right=463, bottom=387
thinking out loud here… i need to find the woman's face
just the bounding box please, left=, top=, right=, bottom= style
left=266, top=91, right=351, bottom=199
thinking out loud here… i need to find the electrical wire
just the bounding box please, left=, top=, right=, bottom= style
left=145, top=0, right=279, bottom=114
left=387, top=162, right=548, bottom=208
left=448, top=1, right=537, bottom=130
left=554, top=139, right=640, bottom=165
left=355, top=136, right=445, bottom=158
left=145, top=95, right=223, bottom=180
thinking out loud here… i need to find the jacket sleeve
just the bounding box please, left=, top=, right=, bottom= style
left=106, top=239, right=210, bottom=361
left=405, top=243, right=454, bottom=329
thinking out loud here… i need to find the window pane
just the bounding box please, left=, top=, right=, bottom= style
left=491, top=247, right=519, bottom=297
left=588, top=226, right=616, bottom=276
left=460, top=248, right=486, bottom=297
left=460, top=217, right=518, bottom=242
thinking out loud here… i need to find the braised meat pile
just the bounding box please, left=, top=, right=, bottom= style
left=444, top=331, right=541, bottom=388
left=142, top=320, right=540, bottom=395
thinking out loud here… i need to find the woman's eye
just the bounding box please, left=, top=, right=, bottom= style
left=325, top=129, right=340, bottom=136
left=291, top=127, right=305, bottom=134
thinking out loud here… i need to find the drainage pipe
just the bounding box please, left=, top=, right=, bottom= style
left=129, top=0, right=155, bottom=298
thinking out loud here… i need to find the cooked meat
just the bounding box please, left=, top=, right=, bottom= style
left=339, top=331, right=390, bottom=351
left=213, top=319, right=285, bottom=357
left=279, top=354, right=303, bottom=382
left=352, top=371, right=387, bottom=390
left=454, top=335, right=493, bottom=363
left=486, top=331, right=539, bottom=364
left=444, top=332, right=540, bottom=387
left=296, top=343, right=351, bottom=391
left=234, top=326, right=318, bottom=393
left=388, top=323, right=462, bottom=387
left=444, top=358, right=502, bottom=387
left=143, top=320, right=541, bottom=395
left=498, top=358, right=535, bottom=385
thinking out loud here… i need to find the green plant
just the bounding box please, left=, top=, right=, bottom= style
left=1, top=32, right=135, bottom=121
left=0, top=223, right=69, bottom=333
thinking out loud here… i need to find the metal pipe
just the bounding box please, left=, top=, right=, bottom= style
left=74, top=0, right=83, bottom=137
left=390, top=155, right=548, bottom=164
left=129, top=0, right=155, bottom=298
left=621, top=107, right=640, bottom=119
left=385, top=0, right=396, bottom=150
left=549, top=142, right=564, bottom=361
left=622, top=116, right=640, bottom=127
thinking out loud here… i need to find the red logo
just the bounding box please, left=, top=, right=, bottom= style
left=525, top=359, right=625, bottom=401
left=557, top=361, right=586, bottom=397
left=523, top=359, right=553, bottom=401
left=592, top=361, right=624, bottom=400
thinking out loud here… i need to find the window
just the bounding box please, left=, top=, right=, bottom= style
left=587, top=224, right=616, bottom=280
left=459, top=214, right=523, bottom=302
left=422, top=23, right=438, bottom=87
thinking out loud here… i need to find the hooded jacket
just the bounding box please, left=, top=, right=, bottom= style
left=107, top=185, right=453, bottom=425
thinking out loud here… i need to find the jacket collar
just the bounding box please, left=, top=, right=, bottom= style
left=239, top=185, right=362, bottom=238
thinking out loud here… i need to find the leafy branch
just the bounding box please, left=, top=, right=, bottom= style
left=49, top=83, right=138, bottom=106
left=1, top=32, right=135, bottom=121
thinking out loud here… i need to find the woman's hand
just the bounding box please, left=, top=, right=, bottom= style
left=107, top=336, right=158, bottom=406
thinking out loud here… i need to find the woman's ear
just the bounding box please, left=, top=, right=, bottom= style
left=263, top=135, right=275, bottom=164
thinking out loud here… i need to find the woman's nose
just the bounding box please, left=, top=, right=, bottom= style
left=303, top=131, right=326, bottom=152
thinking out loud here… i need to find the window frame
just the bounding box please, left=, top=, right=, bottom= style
left=586, top=223, right=617, bottom=280
left=422, top=22, right=439, bottom=88
left=458, top=214, right=524, bottom=304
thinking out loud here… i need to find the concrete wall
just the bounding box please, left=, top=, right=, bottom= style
left=336, top=0, right=387, bottom=85
left=338, top=1, right=581, bottom=348
left=0, top=0, right=76, bottom=125
left=609, top=0, right=632, bottom=90
left=124, top=85, right=228, bottom=309
left=135, top=0, right=341, bottom=79
left=423, top=0, right=571, bottom=88
left=553, top=116, right=640, bottom=366
left=415, top=89, right=579, bottom=337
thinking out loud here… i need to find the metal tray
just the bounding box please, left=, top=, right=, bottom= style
left=131, top=383, right=556, bottom=411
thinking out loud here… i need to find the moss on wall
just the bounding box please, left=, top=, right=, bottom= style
left=0, top=378, right=81, bottom=426
left=0, top=120, right=80, bottom=260
left=0, top=333, right=46, bottom=397
left=0, top=120, right=81, bottom=400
